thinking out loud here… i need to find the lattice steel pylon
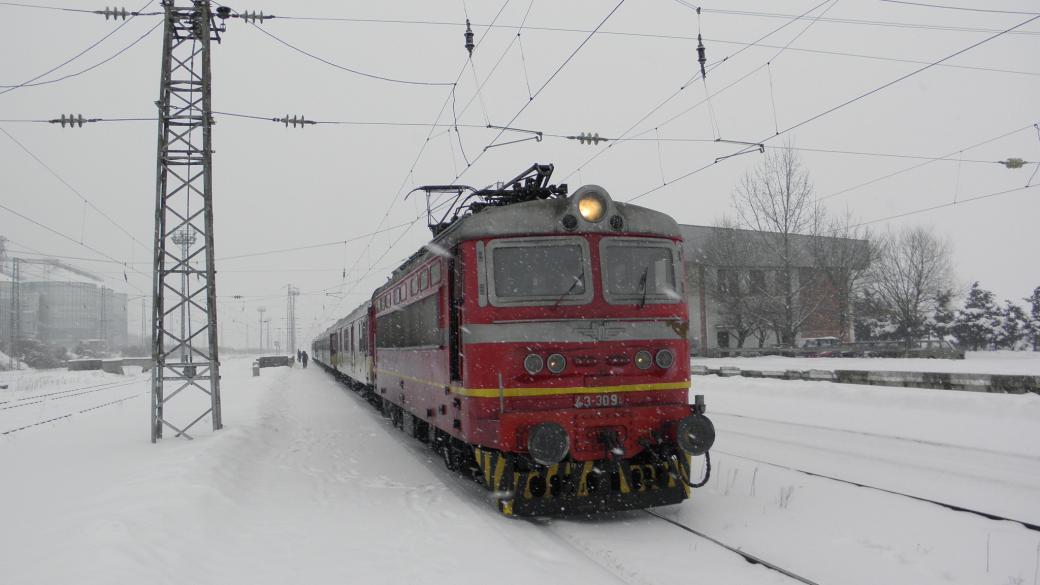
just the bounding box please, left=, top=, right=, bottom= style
left=150, top=0, right=225, bottom=442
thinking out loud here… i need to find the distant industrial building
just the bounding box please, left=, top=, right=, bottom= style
left=0, top=256, right=128, bottom=352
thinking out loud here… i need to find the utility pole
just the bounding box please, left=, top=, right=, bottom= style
left=286, top=285, right=299, bottom=353
left=7, top=258, right=17, bottom=369
left=151, top=0, right=226, bottom=442
left=256, top=306, right=266, bottom=353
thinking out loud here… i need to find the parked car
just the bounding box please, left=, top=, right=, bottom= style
left=908, top=339, right=965, bottom=359
left=850, top=339, right=964, bottom=359
left=799, top=336, right=843, bottom=357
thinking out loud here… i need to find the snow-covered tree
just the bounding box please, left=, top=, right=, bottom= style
left=1025, top=286, right=1040, bottom=351
left=925, top=289, right=957, bottom=340
left=952, top=282, right=1001, bottom=350
left=996, top=300, right=1028, bottom=350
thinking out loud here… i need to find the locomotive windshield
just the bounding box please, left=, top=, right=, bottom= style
left=601, top=239, right=679, bottom=304
left=488, top=238, right=592, bottom=305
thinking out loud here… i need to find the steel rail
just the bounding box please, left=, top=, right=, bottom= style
left=643, top=509, right=824, bottom=585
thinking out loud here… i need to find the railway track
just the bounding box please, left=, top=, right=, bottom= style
left=715, top=448, right=1040, bottom=532
left=1, top=392, right=145, bottom=435
left=642, top=509, right=823, bottom=585
left=711, top=411, right=1040, bottom=462
left=0, top=378, right=143, bottom=410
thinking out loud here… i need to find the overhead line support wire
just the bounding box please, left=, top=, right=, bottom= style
left=0, top=0, right=155, bottom=96
left=0, top=125, right=151, bottom=253
left=212, top=2, right=454, bottom=87
left=627, top=13, right=1040, bottom=204
left=452, top=0, right=627, bottom=184
left=561, top=0, right=834, bottom=183
left=307, top=0, right=514, bottom=338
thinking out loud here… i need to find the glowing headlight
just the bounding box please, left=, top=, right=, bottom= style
left=634, top=350, right=653, bottom=370
left=546, top=353, right=567, bottom=374
left=577, top=192, right=607, bottom=222
left=523, top=353, right=544, bottom=375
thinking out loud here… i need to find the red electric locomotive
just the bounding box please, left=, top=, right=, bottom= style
left=313, top=164, right=714, bottom=516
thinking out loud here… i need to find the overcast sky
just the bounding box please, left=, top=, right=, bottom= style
left=1, top=0, right=1037, bottom=349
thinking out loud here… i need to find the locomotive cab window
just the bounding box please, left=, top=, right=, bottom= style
left=486, top=237, right=593, bottom=307
left=600, top=238, right=681, bottom=305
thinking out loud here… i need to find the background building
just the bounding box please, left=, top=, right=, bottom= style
left=0, top=256, right=128, bottom=353
left=681, top=224, right=868, bottom=355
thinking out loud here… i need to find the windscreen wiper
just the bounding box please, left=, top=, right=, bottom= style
left=552, top=274, right=583, bottom=309
left=638, top=266, right=650, bottom=309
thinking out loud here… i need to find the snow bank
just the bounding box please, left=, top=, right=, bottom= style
left=693, top=350, right=1040, bottom=375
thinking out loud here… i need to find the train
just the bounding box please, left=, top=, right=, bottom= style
left=312, top=164, right=715, bottom=516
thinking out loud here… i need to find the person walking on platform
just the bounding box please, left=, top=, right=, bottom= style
left=301, top=350, right=309, bottom=369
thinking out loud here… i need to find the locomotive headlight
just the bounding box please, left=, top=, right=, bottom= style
left=634, top=350, right=653, bottom=370
left=546, top=353, right=567, bottom=374
left=655, top=349, right=675, bottom=369
left=577, top=192, right=607, bottom=222
left=527, top=423, right=570, bottom=465
left=676, top=414, right=716, bottom=456
left=523, top=353, right=544, bottom=375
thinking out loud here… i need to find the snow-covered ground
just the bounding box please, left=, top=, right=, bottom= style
left=2, top=359, right=1039, bottom=584
left=693, top=350, right=1040, bottom=376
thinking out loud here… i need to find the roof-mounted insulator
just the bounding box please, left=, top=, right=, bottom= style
left=464, top=19, right=475, bottom=57
left=275, top=115, right=316, bottom=128
left=237, top=10, right=274, bottom=24
left=570, top=132, right=607, bottom=145
left=96, top=6, right=129, bottom=20
left=49, top=114, right=98, bottom=128
left=697, top=34, right=707, bottom=79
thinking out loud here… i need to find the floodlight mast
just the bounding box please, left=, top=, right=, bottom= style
left=150, top=0, right=226, bottom=442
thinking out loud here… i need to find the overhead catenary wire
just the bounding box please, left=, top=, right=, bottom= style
left=848, top=184, right=1039, bottom=229
left=213, top=2, right=455, bottom=88
left=877, top=0, right=1040, bottom=16
left=561, top=0, right=836, bottom=183
left=626, top=13, right=1040, bottom=204
left=450, top=0, right=628, bottom=183
left=0, top=126, right=150, bottom=254
left=0, top=19, right=162, bottom=89
left=0, top=0, right=155, bottom=96
left=304, top=0, right=515, bottom=339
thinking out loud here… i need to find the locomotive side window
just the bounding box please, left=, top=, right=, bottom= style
left=430, top=262, right=441, bottom=285
left=376, top=294, right=441, bottom=348
left=486, top=237, right=593, bottom=307
left=419, top=269, right=429, bottom=290
left=600, top=238, right=681, bottom=305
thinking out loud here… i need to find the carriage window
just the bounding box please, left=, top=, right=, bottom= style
left=487, top=238, right=592, bottom=306
left=601, top=239, right=679, bottom=304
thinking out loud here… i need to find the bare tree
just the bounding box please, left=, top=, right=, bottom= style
left=868, top=226, right=954, bottom=350
left=704, top=218, right=755, bottom=348
left=811, top=211, right=876, bottom=341
left=732, top=142, right=823, bottom=345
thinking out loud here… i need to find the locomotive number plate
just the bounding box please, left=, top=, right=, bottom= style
left=575, top=394, right=620, bottom=408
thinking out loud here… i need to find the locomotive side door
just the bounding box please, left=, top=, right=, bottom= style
left=449, top=245, right=463, bottom=383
